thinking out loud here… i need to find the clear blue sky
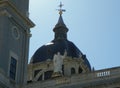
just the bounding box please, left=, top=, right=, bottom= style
left=29, top=0, right=120, bottom=70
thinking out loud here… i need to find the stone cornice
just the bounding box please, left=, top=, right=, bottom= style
left=0, top=0, right=35, bottom=28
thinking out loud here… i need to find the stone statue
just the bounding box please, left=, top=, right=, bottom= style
left=53, top=51, right=67, bottom=76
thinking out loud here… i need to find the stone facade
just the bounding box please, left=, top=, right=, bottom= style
left=27, top=66, right=120, bottom=88
left=27, top=53, right=120, bottom=88
left=0, top=0, right=34, bottom=88
left=27, top=56, right=90, bottom=82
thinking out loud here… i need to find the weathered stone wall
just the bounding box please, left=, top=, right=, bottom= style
left=0, top=0, right=34, bottom=88
left=26, top=67, right=120, bottom=88
left=27, top=56, right=90, bottom=82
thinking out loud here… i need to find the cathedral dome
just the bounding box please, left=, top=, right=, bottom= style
left=31, top=40, right=82, bottom=62
left=30, top=13, right=91, bottom=70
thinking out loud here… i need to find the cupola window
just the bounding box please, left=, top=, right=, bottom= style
left=44, top=70, right=53, bottom=80
left=78, top=67, right=83, bottom=74
left=71, top=67, right=76, bottom=75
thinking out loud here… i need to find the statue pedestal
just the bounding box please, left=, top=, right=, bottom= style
left=52, top=72, right=63, bottom=78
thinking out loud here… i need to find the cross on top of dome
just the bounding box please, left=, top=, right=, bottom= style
left=57, top=2, right=66, bottom=15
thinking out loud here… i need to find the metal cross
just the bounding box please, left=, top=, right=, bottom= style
left=58, top=2, right=66, bottom=15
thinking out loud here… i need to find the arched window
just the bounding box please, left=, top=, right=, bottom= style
left=78, top=67, right=83, bottom=74
left=44, top=70, right=53, bottom=80
left=71, top=67, right=75, bottom=75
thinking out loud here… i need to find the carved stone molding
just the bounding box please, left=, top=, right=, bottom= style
left=0, top=9, right=11, bottom=17
left=0, top=0, right=35, bottom=28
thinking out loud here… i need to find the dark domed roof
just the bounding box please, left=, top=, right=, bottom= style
left=30, top=14, right=91, bottom=70
left=31, top=40, right=82, bottom=63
